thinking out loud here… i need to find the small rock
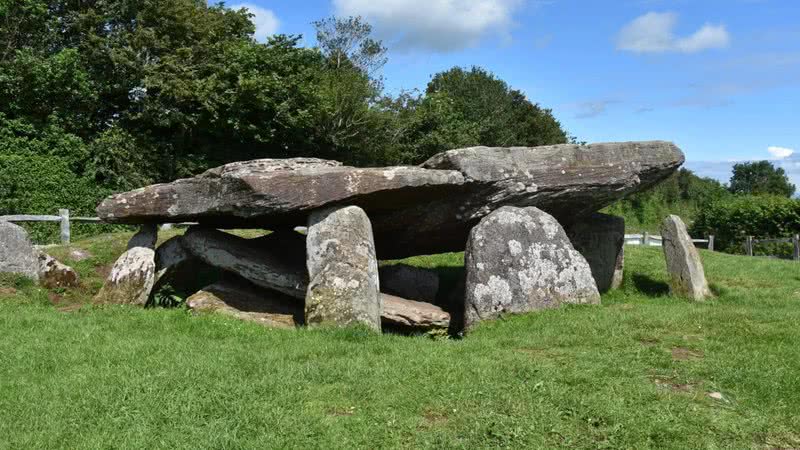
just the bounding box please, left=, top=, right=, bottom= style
left=0, top=221, right=40, bottom=280
left=661, top=215, right=712, bottom=301
left=379, top=264, right=439, bottom=303
left=381, top=294, right=450, bottom=331
left=708, top=392, right=725, bottom=401
left=38, top=253, right=80, bottom=288
left=305, top=206, right=381, bottom=331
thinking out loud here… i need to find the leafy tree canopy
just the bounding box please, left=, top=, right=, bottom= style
left=729, top=160, right=796, bottom=198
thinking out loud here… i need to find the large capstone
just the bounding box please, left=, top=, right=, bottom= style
left=97, top=141, right=684, bottom=259
left=566, top=213, right=625, bottom=293
left=661, top=215, right=712, bottom=301
left=462, top=206, right=600, bottom=330
left=305, top=206, right=381, bottom=331
left=0, top=221, right=39, bottom=280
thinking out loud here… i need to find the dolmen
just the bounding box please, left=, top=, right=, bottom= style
left=95, top=141, right=685, bottom=333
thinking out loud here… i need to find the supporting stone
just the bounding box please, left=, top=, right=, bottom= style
left=566, top=213, right=625, bottom=293
left=463, top=206, right=600, bottom=330
left=0, top=221, right=40, bottom=281
left=305, top=206, right=381, bottom=331
left=661, top=215, right=712, bottom=301
left=95, top=225, right=157, bottom=305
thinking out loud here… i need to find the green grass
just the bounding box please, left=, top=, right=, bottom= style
left=2, top=233, right=800, bottom=449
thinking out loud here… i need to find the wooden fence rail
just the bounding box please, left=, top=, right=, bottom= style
left=624, top=233, right=714, bottom=251
left=744, top=234, right=800, bottom=261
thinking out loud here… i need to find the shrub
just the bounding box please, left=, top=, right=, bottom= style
left=691, top=195, right=800, bottom=254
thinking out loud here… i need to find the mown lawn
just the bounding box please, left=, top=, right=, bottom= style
left=1, top=232, right=800, bottom=449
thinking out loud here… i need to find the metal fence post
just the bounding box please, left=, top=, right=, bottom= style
left=59, top=209, right=70, bottom=244
left=708, top=235, right=715, bottom=252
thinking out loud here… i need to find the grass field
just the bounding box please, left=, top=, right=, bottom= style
left=2, top=232, right=800, bottom=449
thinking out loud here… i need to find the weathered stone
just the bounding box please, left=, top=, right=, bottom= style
left=661, top=215, right=712, bottom=301
left=379, top=264, right=439, bottom=304
left=127, top=224, right=158, bottom=250
left=182, top=227, right=307, bottom=299
left=381, top=294, right=449, bottom=331
left=186, top=279, right=302, bottom=328
left=566, top=213, right=625, bottom=292
left=306, top=206, right=381, bottom=331
left=0, top=221, right=39, bottom=280
left=38, top=253, right=79, bottom=288
left=463, top=206, right=600, bottom=329
left=94, top=247, right=156, bottom=305
left=97, top=141, right=685, bottom=259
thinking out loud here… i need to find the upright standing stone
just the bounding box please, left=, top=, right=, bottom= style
left=95, top=225, right=157, bottom=306
left=0, top=221, right=39, bottom=280
left=661, top=215, right=711, bottom=301
left=463, top=206, right=600, bottom=330
left=305, top=206, right=381, bottom=331
left=566, top=213, right=625, bottom=292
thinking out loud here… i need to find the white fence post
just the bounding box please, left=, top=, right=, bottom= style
left=59, top=209, right=70, bottom=244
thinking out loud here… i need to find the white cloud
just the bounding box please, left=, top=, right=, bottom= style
left=768, top=146, right=795, bottom=160
left=617, top=12, right=730, bottom=54
left=231, top=3, right=279, bottom=42
left=332, top=0, right=524, bottom=52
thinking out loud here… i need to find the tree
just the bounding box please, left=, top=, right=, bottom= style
left=729, top=161, right=796, bottom=197
left=426, top=66, right=568, bottom=148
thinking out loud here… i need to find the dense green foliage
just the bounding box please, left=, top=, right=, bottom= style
left=0, top=2, right=569, bottom=232
left=3, top=233, right=800, bottom=448
left=605, top=169, right=731, bottom=233
left=691, top=195, right=800, bottom=255
left=729, top=160, right=796, bottom=197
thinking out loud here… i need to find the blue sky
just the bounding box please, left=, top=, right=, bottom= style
left=227, top=0, right=800, bottom=186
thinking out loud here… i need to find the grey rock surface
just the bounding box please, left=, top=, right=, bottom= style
left=94, top=246, right=156, bottom=305
left=0, top=221, right=39, bottom=280
left=97, top=141, right=684, bottom=258
left=463, top=206, right=600, bottom=329
left=379, top=264, right=439, bottom=303
left=305, top=206, right=381, bottom=331
left=566, top=213, right=625, bottom=292
left=38, top=253, right=80, bottom=288
left=127, top=224, right=158, bottom=250
left=186, top=279, right=302, bottom=329
left=182, top=227, right=307, bottom=299
left=661, top=215, right=712, bottom=301
left=381, top=293, right=450, bottom=331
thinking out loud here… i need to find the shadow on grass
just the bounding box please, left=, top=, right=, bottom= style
left=631, top=274, right=670, bottom=297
